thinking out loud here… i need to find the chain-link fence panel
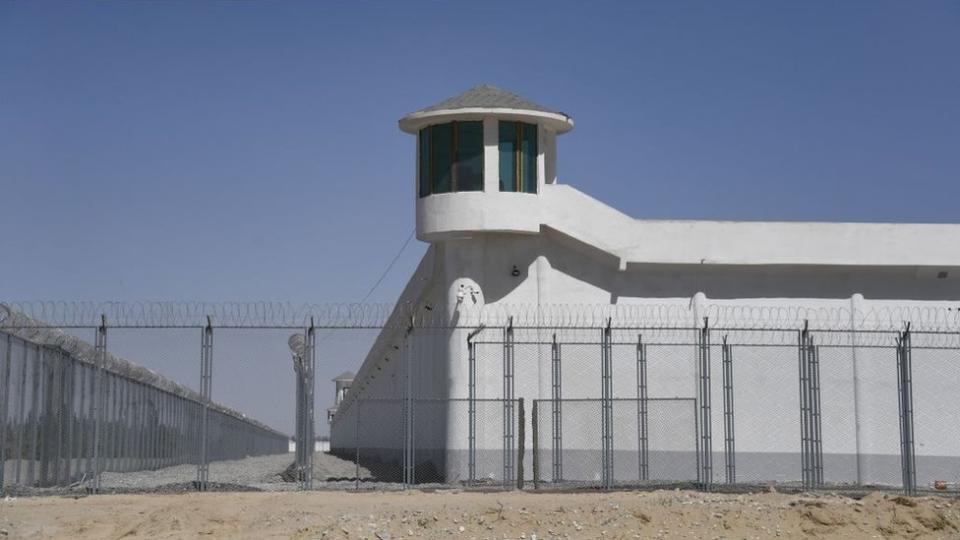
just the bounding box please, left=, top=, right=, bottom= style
left=853, top=345, right=902, bottom=488
left=645, top=343, right=697, bottom=400
left=814, top=343, right=860, bottom=487
left=470, top=399, right=517, bottom=487
left=610, top=398, right=698, bottom=486
left=911, top=332, right=960, bottom=493
left=533, top=398, right=697, bottom=489
left=202, top=329, right=297, bottom=490
left=727, top=345, right=802, bottom=485
left=330, top=398, right=519, bottom=489
left=0, top=322, right=289, bottom=493
left=559, top=343, right=601, bottom=399
left=102, top=328, right=208, bottom=490
left=534, top=399, right=603, bottom=488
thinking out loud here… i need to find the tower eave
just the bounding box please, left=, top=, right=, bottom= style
left=399, top=108, right=574, bottom=134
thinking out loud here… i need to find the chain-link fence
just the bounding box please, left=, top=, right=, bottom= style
left=0, top=315, right=288, bottom=493
left=532, top=398, right=698, bottom=489
left=329, top=398, right=522, bottom=489
left=3, top=301, right=959, bottom=495
left=470, top=323, right=960, bottom=495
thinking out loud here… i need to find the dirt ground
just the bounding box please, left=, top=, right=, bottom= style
left=1, top=489, right=958, bottom=539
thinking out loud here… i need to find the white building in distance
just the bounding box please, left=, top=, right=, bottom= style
left=331, top=85, right=960, bottom=487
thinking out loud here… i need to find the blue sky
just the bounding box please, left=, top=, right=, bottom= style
left=2, top=2, right=958, bottom=434
left=2, top=1, right=958, bottom=303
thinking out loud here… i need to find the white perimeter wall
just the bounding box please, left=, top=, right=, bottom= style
left=332, top=230, right=960, bottom=485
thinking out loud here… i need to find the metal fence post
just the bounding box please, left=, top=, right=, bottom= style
left=402, top=323, right=415, bottom=488
left=799, top=326, right=811, bottom=489
left=799, top=323, right=823, bottom=491
left=721, top=337, right=735, bottom=485
left=896, top=325, right=916, bottom=495
left=696, top=318, right=712, bottom=491
left=601, top=319, right=613, bottom=489
left=466, top=325, right=488, bottom=487
left=466, top=329, right=477, bottom=486
left=196, top=317, right=213, bottom=491
left=532, top=400, right=539, bottom=490
left=811, top=337, right=823, bottom=487
left=304, top=321, right=316, bottom=490
left=551, top=333, right=563, bottom=483
left=637, top=334, right=648, bottom=483
left=517, top=398, right=524, bottom=490
left=502, top=317, right=515, bottom=486
left=294, top=337, right=304, bottom=481
left=91, top=315, right=107, bottom=492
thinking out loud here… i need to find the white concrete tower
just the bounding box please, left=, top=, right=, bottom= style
left=398, top=86, right=578, bottom=330
left=397, top=86, right=577, bottom=480
left=400, top=84, right=574, bottom=241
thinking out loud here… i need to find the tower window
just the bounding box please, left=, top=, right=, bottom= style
left=499, top=121, right=538, bottom=193
left=418, top=121, right=484, bottom=197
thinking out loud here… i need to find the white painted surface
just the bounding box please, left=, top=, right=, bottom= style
left=399, top=107, right=573, bottom=134
left=333, top=96, right=960, bottom=485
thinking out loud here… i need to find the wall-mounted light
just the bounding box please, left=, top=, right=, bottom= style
left=511, top=265, right=520, bottom=277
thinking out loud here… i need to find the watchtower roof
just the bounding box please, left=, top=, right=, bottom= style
left=399, top=85, right=574, bottom=134
left=414, top=85, right=563, bottom=115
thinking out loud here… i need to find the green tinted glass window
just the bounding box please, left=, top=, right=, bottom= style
left=430, top=123, right=454, bottom=194
left=499, top=121, right=518, bottom=191
left=499, top=121, right=537, bottom=193
left=418, top=121, right=485, bottom=196
left=455, top=121, right=484, bottom=191
left=521, top=123, right=538, bottom=193
left=418, top=128, right=430, bottom=198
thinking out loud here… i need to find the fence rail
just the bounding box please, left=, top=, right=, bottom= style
left=4, top=300, right=960, bottom=331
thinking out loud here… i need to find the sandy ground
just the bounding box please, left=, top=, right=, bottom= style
left=1, top=489, right=959, bottom=539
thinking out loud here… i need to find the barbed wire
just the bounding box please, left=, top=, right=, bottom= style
left=1, top=300, right=958, bottom=332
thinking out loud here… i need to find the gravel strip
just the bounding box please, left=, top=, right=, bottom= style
left=93, top=451, right=374, bottom=493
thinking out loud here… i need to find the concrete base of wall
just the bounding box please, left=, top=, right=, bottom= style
left=327, top=449, right=959, bottom=490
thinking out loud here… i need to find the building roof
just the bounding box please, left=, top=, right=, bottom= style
left=399, top=85, right=574, bottom=134
left=414, top=85, right=563, bottom=116
left=332, top=370, right=355, bottom=382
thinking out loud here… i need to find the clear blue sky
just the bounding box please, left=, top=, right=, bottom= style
left=2, top=1, right=958, bottom=303
left=2, top=2, right=958, bottom=435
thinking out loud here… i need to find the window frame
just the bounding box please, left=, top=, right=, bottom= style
left=498, top=121, right=539, bottom=194
left=418, top=121, right=484, bottom=198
